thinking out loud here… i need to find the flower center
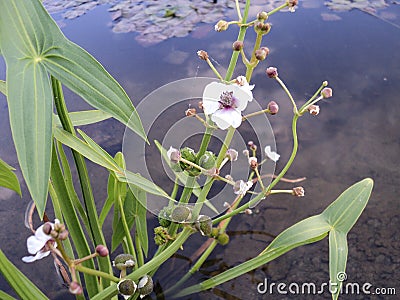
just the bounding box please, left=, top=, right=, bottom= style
left=219, top=91, right=237, bottom=108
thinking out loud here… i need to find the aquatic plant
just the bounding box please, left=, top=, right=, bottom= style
left=0, top=1, right=373, bottom=299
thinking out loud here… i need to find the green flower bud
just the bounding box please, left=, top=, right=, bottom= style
left=210, top=227, right=220, bottom=238
left=257, top=11, right=268, bottom=21
left=198, top=151, right=216, bottom=170
left=195, top=215, right=212, bottom=236
left=171, top=206, right=191, bottom=223
left=214, top=20, right=229, bottom=32
left=113, top=254, right=136, bottom=270
left=138, top=275, right=154, bottom=297
left=117, top=279, right=137, bottom=298
left=217, top=232, right=230, bottom=245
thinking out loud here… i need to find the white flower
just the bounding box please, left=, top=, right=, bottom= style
left=233, top=180, right=253, bottom=195
left=202, top=81, right=253, bottom=130
left=264, top=146, right=280, bottom=162
left=22, top=220, right=59, bottom=263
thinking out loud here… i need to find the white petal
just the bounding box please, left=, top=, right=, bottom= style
left=211, top=108, right=242, bottom=130
left=34, top=223, right=54, bottom=242
left=265, top=146, right=280, bottom=162
left=26, top=235, right=47, bottom=255
left=22, top=250, right=51, bottom=263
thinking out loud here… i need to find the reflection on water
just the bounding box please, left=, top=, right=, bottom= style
left=1, top=1, right=400, bottom=299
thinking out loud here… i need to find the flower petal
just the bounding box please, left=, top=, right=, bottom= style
left=211, top=108, right=242, bottom=129
left=22, top=250, right=51, bottom=263
left=265, top=145, right=280, bottom=162
left=26, top=235, right=47, bottom=255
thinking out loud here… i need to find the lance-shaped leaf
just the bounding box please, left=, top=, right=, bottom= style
left=0, top=0, right=53, bottom=217
left=0, top=80, right=6, bottom=96
left=53, top=110, right=112, bottom=127
left=0, top=249, right=49, bottom=300
left=0, top=158, right=22, bottom=196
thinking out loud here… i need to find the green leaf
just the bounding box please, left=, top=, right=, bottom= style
left=115, top=170, right=171, bottom=200
left=112, top=189, right=135, bottom=252
left=132, top=187, right=149, bottom=257
left=99, top=172, right=116, bottom=227
left=0, top=249, right=49, bottom=300
left=0, top=80, right=6, bottom=96
left=329, top=230, right=348, bottom=300
left=54, top=110, right=112, bottom=127
left=0, top=158, right=22, bottom=196
left=322, top=178, right=373, bottom=232
left=54, top=127, right=120, bottom=172
left=0, top=290, right=16, bottom=300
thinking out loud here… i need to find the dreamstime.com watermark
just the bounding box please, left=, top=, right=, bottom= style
left=257, top=272, right=396, bottom=296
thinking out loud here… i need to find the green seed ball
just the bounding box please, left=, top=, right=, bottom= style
left=217, top=233, right=230, bottom=245
left=117, top=279, right=137, bottom=296
left=195, top=215, right=212, bottom=236
left=138, top=275, right=154, bottom=296
left=171, top=206, right=191, bottom=223
left=113, top=253, right=136, bottom=270
left=210, top=227, right=220, bottom=238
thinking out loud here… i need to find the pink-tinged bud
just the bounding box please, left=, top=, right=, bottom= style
left=242, top=149, right=249, bottom=157
left=292, top=186, right=305, bottom=197
left=248, top=157, right=258, bottom=169
left=257, top=11, right=268, bottom=21
left=267, top=101, right=279, bottom=115
left=167, top=146, right=181, bottom=164
left=69, top=281, right=83, bottom=295
left=197, top=50, right=209, bottom=60
left=185, top=108, right=196, bottom=117
left=58, top=230, right=69, bottom=240
left=287, top=0, right=298, bottom=7
left=248, top=141, right=257, bottom=151
left=266, top=67, right=278, bottom=78
left=255, top=47, right=269, bottom=61
left=308, top=105, right=320, bottom=115
left=96, top=245, right=109, bottom=257
left=42, top=223, right=52, bottom=235
left=226, top=149, right=238, bottom=161
left=321, top=87, right=333, bottom=99
left=232, top=40, right=243, bottom=51
left=214, top=20, right=229, bottom=32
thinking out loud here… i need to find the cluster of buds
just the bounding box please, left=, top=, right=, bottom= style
left=255, top=22, right=271, bottom=34
left=210, top=228, right=230, bottom=245
left=42, top=221, right=68, bottom=241
left=154, top=226, right=174, bottom=246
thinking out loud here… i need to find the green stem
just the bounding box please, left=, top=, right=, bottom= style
left=91, top=228, right=194, bottom=300
left=299, top=81, right=328, bottom=113
left=213, top=115, right=300, bottom=224
left=196, top=124, right=214, bottom=159
left=225, top=0, right=251, bottom=81
left=275, top=76, right=298, bottom=114
left=235, top=0, right=242, bottom=20
left=268, top=3, right=289, bottom=16
left=75, top=264, right=119, bottom=283
left=245, top=32, right=263, bottom=81
left=51, top=76, right=112, bottom=287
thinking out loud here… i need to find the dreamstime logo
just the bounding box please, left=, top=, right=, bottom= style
left=257, top=272, right=397, bottom=296
left=122, top=77, right=276, bottom=219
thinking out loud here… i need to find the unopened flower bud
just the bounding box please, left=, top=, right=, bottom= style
left=69, top=281, right=83, bottom=295
left=266, top=67, right=278, bottom=78
left=321, top=87, right=333, bottom=99
left=42, top=223, right=52, bottom=235
left=308, top=105, right=320, bottom=115
left=287, top=0, right=298, bottom=7
left=58, top=230, right=69, bottom=240
left=244, top=208, right=253, bottom=215
left=215, top=20, right=229, bottom=32
left=50, top=230, right=58, bottom=238
left=138, top=275, right=154, bottom=297
left=232, top=40, right=243, bottom=51
left=226, top=149, right=238, bottom=161
left=167, top=146, right=180, bottom=164
left=292, top=186, right=305, bottom=197
left=242, top=149, right=250, bottom=157
left=217, top=232, right=229, bottom=245
left=185, top=108, right=196, bottom=116
left=255, top=47, right=269, bottom=61
left=257, top=11, right=268, bottom=21
left=96, top=245, right=109, bottom=257
left=267, top=101, right=279, bottom=115
left=54, top=222, right=65, bottom=232
left=171, top=206, right=191, bottom=223
left=248, top=157, right=258, bottom=169
left=113, top=254, right=136, bottom=270
left=117, top=279, right=137, bottom=298
left=199, top=151, right=216, bottom=170
left=197, top=50, right=209, bottom=60
left=248, top=141, right=257, bottom=151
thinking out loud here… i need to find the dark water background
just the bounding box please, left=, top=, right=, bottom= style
left=0, top=1, right=399, bottom=299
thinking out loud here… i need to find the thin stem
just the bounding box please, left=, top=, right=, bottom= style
left=235, top=0, right=242, bottom=20
left=225, top=0, right=251, bottom=81
left=254, top=167, right=265, bottom=190
left=275, top=76, right=298, bottom=114
left=268, top=3, right=289, bottom=16
left=75, top=264, right=119, bottom=283
left=242, top=108, right=270, bottom=120
left=269, top=189, right=294, bottom=195
left=205, top=58, right=223, bottom=81
left=299, top=81, right=328, bottom=113
left=245, top=32, right=263, bottom=81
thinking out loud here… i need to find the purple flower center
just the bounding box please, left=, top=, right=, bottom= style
left=219, top=91, right=237, bottom=108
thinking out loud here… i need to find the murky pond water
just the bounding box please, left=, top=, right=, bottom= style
left=1, top=1, right=399, bottom=299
